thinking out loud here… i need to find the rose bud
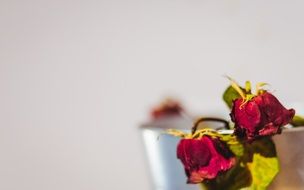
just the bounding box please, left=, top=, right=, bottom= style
left=177, top=136, right=235, bottom=184
left=231, top=92, right=295, bottom=141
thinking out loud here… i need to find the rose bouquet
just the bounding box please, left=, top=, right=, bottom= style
left=151, top=79, right=304, bottom=190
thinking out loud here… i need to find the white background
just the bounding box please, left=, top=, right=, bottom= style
left=1, top=0, right=304, bottom=189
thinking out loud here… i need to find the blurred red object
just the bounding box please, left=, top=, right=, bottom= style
left=151, top=98, right=184, bottom=119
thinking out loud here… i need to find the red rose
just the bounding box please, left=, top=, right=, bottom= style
left=177, top=136, right=235, bottom=184
left=231, top=92, right=295, bottom=141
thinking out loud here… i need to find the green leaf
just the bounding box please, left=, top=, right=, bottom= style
left=223, top=85, right=243, bottom=109
left=247, top=154, right=279, bottom=190
left=290, top=115, right=304, bottom=127
left=241, top=138, right=279, bottom=190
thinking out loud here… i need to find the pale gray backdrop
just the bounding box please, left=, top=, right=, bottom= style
left=1, top=0, right=304, bottom=189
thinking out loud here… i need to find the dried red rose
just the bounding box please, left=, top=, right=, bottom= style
left=177, top=136, right=235, bottom=184
left=231, top=92, right=295, bottom=141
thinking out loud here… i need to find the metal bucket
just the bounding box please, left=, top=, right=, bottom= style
left=140, top=116, right=304, bottom=190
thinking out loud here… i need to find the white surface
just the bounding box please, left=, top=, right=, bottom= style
left=1, top=0, right=304, bottom=189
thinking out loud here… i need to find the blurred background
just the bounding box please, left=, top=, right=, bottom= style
left=1, top=0, right=304, bottom=189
